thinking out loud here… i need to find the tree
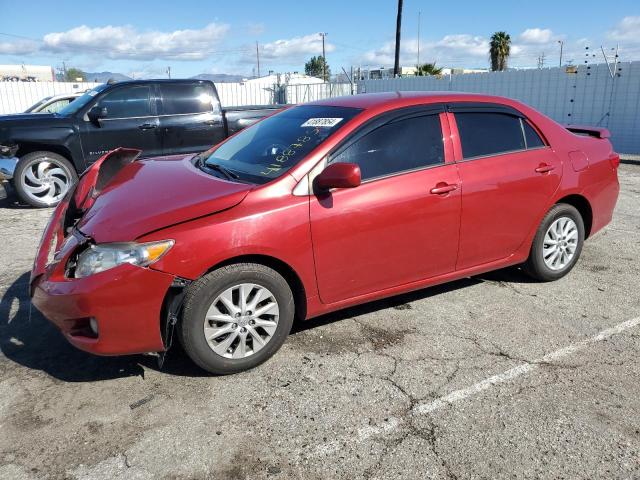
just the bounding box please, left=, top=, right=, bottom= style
left=416, top=62, right=443, bottom=76
left=305, top=56, right=330, bottom=81
left=490, top=32, right=511, bottom=71
left=64, top=67, right=86, bottom=82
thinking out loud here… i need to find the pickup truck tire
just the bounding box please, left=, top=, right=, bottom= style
left=14, top=151, right=77, bottom=208
left=179, top=263, right=295, bottom=375
left=523, top=203, right=584, bottom=282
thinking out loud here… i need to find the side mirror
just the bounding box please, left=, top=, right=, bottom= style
left=88, top=106, right=107, bottom=124
left=315, top=162, right=361, bottom=191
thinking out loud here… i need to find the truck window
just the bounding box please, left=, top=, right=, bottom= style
left=159, top=83, right=219, bottom=115
left=99, top=85, right=152, bottom=119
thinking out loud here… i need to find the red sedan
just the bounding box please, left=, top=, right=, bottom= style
left=30, top=92, right=620, bottom=374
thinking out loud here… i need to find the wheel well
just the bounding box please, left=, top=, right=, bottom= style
left=556, top=194, right=593, bottom=238
left=17, top=144, right=74, bottom=166
left=206, top=255, right=307, bottom=322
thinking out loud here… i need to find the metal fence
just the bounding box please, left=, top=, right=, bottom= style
left=0, top=80, right=354, bottom=113
left=359, top=61, right=640, bottom=154
left=0, top=82, right=100, bottom=114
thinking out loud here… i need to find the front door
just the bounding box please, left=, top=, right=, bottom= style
left=310, top=110, right=461, bottom=304
left=450, top=107, right=562, bottom=269
left=80, top=84, right=162, bottom=165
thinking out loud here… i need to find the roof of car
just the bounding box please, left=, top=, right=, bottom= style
left=307, top=91, right=518, bottom=111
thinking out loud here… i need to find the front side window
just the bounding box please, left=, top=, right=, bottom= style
left=159, top=83, right=219, bottom=115
left=98, top=85, right=152, bottom=119
left=201, top=105, right=361, bottom=184
left=330, top=114, right=444, bottom=181
left=455, top=112, right=525, bottom=159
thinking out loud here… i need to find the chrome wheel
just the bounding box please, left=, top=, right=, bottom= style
left=203, top=283, right=280, bottom=359
left=20, top=158, right=71, bottom=206
left=543, top=216, right=578, bottom=271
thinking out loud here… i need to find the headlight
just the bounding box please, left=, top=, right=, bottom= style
left=74, top=240, right=174, bottom=278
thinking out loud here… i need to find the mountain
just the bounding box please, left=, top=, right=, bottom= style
left=190, top=73, right=247, bottom=83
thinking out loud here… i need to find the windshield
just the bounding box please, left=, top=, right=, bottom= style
left=201, top=105, right=361, bottom=184
left=57, top=84, right=109, bottom=116
left=24, top=96, right=52, bottom=113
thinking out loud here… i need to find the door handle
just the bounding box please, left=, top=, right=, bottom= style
left=138, top=123, right=157, bottom=130
left=430, top=182, right=458, bottom=195
left=535, top=163, right=555, bottom=173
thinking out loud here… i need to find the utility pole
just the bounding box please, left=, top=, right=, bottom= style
left=558, top=40, right=564, bottom=67
left=62, top=61, right=67, bottom=81
left=319, top=32, right=328, bottom=82
left=256, top=41, right=261, bottom=77
left=394, top=0, right=403, bottom=77
left=166, top=66, right=171, bottom=78
left=537, top=52, right=546, bottom=69
left=417, top=10, right=421, bottom=68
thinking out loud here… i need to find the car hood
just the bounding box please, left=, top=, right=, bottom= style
left=76, top=152, right=252, bottom=243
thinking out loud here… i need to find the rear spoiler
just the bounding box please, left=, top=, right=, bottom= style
left=565, top=125, right=611, bottom=139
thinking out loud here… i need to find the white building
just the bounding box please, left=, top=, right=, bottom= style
left=0, top=65, right=56, bottom=82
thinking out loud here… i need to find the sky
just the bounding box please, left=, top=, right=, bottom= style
left=0, top=0, right=639, bottom=79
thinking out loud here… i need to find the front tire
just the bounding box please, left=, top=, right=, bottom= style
left=523, top=203, right=585, bottom=281
left=180, top=263, right=295, bottom=375
left=14, top=151, right=77, bottom=208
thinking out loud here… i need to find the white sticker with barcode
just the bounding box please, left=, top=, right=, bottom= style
left=301, top=117, right=343, bottom=128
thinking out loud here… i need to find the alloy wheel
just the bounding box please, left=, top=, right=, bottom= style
left=543, top=216, right=578, bottom=271
left=203, top=283, right=280, bottom=359
left=20, top=158, right=72, bottom=206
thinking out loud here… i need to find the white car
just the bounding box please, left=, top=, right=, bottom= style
left=23, top=93, right=82, bottom=113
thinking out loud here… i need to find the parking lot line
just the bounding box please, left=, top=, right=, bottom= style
left=310, top=316, right=640, bottom=458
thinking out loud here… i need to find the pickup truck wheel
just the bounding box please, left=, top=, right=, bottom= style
left=14, top=152, right=77, bottom=208
left=180, top=263, right=295, bottom=375
left=523, top=203, right=585, bottom=281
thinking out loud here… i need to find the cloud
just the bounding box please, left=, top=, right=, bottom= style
left=519, top=28, right=554, bottom=44
left=260, top=33, right=335, bottom=61
left=247, top=22, right=265, bottom=36
left=0, top=39, right=40, bottom=55
left=42, top=23, right=230, bottom=61
left=608, top=16, right=640, bottom=42
left=360, top=34, right=488, bottom=67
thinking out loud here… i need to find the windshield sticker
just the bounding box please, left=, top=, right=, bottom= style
left=300, top=118, right=343, bottom=128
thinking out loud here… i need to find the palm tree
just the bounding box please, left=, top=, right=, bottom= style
left=416, top=62, right=443, bottom=76
left=490, top=32, right=511, bottom=71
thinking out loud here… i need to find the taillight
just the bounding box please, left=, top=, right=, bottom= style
left=609, top=153, right=620, bottom=169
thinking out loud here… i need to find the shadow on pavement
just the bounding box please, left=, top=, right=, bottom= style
left=0, top=265, right=524, bottom=381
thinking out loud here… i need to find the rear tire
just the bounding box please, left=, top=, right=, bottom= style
left=523, top=203, right=585, bottom=281
left=180, top=263, right=295, bottom=375
left=14, top=151, right=77, bottom=208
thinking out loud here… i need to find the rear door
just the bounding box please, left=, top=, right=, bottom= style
left=449, top=104, right=562, bottom=270
left=157, top=81, right=225, bottom=155
left=309, top=107, right=461, bottom=304
left=80, top=84, right=162, bottom=164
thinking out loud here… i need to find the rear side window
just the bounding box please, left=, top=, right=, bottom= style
left=159, top=83, right=219, bottom=115
left=99, top=85, right=152, bottom=119
left=522, top=120, right=545, bottom=148
left=330, top=114, right=444, bottom=181
left=455, top=112, right=525, bottom=159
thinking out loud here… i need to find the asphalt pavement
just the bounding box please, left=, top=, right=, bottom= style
left=1, top=164, right=639, bottom=479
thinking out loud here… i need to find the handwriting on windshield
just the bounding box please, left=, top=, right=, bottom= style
left=260, top=128, right=321, bottom=176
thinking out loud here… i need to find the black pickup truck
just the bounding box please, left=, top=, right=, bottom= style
left=0, top=79, right=281, bottom=207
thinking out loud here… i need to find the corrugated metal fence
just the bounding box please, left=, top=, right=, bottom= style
left=0, top=81, right=353, bottom=113
left=359, top=61, right=640, bottom=154
left=0, top=82, right=100, bottom=114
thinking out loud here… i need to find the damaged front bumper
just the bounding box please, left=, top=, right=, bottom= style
left=0, top=156, right=18, bottom=180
